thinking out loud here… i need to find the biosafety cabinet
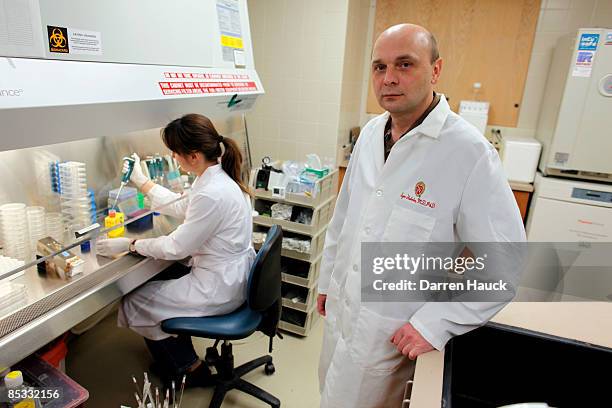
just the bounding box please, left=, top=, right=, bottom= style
left=0, top=0, right=263, bottom=369
left=0, top=0, right=263, bottom=151
left=536, top=28, right=612, bottom=182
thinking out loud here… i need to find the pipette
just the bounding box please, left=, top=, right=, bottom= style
left=112, top=156, right=135, bottom=209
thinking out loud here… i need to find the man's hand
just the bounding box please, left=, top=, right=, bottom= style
left=317, top=294, right=327, bottom=317
left=390, top=323, right=434, bottom=360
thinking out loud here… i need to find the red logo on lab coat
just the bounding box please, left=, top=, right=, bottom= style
left=400, top=181, right=436, bottom=208
left=415, top=181, right=426, bottom=197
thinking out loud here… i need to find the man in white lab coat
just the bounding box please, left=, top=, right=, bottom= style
left=317, top=24, right=526, bottom=407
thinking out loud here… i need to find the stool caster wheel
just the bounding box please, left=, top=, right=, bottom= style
left=264, top=362, right=275, bottom=375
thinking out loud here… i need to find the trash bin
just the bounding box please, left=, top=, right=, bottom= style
left=38, top=334, right=69, bottom=372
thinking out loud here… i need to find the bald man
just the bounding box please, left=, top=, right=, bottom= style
left=317, top=24, right=525, bottom=407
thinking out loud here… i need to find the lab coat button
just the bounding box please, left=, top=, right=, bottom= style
left=352, top=264, right=358, bottom=272
left=364, top=227, right=371, bottom=234
left=376, top=189, right=383, bottom=197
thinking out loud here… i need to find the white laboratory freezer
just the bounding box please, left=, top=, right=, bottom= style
left=527, top=174, right=612, bottom=241
left=536, top=28, right=612, bottom=182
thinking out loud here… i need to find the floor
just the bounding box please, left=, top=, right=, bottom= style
left=66, top=310, right=324, bottom=407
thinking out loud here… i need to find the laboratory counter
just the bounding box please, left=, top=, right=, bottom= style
left=0, top=212, right=182, bottom=368
left=409, top=301, right=612, bottom=407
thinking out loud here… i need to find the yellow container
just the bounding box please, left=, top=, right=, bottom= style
left=105, top=210, right=125, bottom=238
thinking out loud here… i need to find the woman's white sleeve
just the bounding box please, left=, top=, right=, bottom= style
left=147, top=184, right=189, bottom=218
left=135, top=193, right=221, bottom=259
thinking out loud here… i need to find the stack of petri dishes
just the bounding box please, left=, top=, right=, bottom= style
left=26, top=206, right=46, bottom=252
left=45, top=212, right=64, bottom=243
left=59, top=162, right=93, bottom=237
left=0, top=203, right=29, bottom=262
left=0, top=279, right=27, bottom=315
left=0, top=254, right=26, bottom=280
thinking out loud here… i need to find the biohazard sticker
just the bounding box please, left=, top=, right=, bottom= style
left=47, top=26, right=69, bottom=53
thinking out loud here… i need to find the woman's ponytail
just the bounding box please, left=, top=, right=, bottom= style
left=220, top=136, right=251, bottom=196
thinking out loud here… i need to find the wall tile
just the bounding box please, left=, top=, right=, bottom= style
left=245, top=114, right=263, bottom=139
left=547, top=0, right=571, bottom=10
left=590, top=9, right=612, bottom=27
left=538, top=9, right=569, bottom=32
left=250, top=137, right=280, bottom=164
left=319, top=81, right=343, bottom=104
left=526, top=52, right=555, bottom=80
left=317, top=142, right=338, bottom=162
left=323, top=0, right=348, bottom=13
left=302, top=59, right=324, bottom=81
left=248, top=0, right=363, bottom=166
left=322, top=11, right=349, bottom=39
left=277, top=140, right=298, bottom=161
left=295, top=142, right=320, bottom=160
left=567, top=7, right=595, bottom=31
left=299, top=102, right=321, bottom=123
left=281, top=98, right=302, bottom=122
left=319, top=103, right=341, bottom=126
left=517, top=61, right=550, bottom=129
left=295, top=122, right=318, bottom=144
left=570, top=0, right=597, bottom=11
left=261, top=118, right=280, bottom=141
left=299, top=80, right=322, bottom=103
left=278, top=120, right=301, bottom=143
left=594, top=0, right=612, bottom=11
left=532, top=32, right=567, bottom=52
left=317, top=124, right=338, bottom=146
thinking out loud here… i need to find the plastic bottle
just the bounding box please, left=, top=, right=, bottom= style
left=4, top=370, right=41, bottom=407
left=137, top=192, right=145, bottom=210
left=104, top=210, right=125, bottom=238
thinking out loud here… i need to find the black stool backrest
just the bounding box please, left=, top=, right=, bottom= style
left=247, top=225, right=282, bottom=312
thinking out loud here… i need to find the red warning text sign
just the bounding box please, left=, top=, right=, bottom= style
left=163, top=72, right=250, bottom=80
left=158, top=81, right=258, bottom=95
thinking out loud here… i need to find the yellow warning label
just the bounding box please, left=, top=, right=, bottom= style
left=47, top=26, right=69, bottom=53
left=221, top=35, right=243, bottom=49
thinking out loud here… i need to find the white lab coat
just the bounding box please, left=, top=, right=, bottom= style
left=118, top=164, right=255, bottom=340
left=318, top=96, right=526, bottom=407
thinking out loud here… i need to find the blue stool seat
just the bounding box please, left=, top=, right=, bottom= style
left=162, top=303, right=262, bottom=340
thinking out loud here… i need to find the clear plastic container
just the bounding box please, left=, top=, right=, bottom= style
left=27, top=207, right=46, bottom=252
left=45, top=213, right=64, bottom=242
left=0, top=203, right=29, bottom=261
left=0, top=281, right=26, bottom=314
left=58, top=162, right=92, bottom=237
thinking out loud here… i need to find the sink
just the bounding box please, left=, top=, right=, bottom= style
left=442, top=323, right=612, bottom=407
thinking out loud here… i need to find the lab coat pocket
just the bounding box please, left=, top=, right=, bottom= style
left=348, top=306, right=406, bottom=372
left=383, top=204, right=436, bottom=242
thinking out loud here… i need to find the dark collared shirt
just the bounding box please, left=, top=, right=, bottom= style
left=383, top=92, right=441, bottom=162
